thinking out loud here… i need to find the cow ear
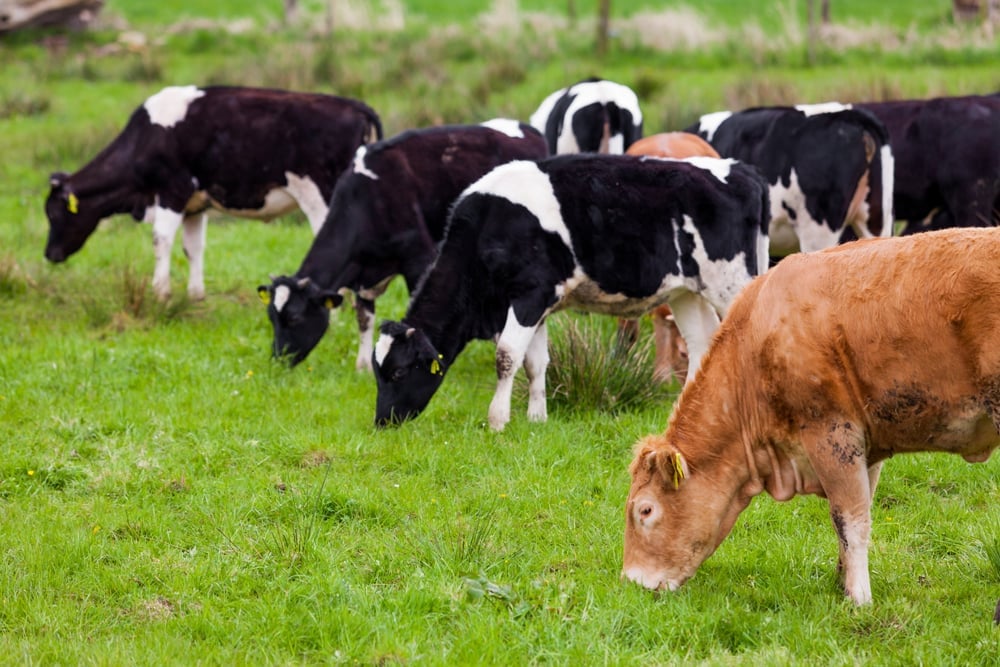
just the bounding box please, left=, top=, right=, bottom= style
left=322, top=292, right=343, bottom=310
left=49, top=171, right=68, bottom=188
left=257, top=286, right=271, bottom=305
left=656, top=450, right=688, bottom=490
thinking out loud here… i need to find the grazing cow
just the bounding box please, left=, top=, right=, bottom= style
left=619, top=132, right=723, bottom=384
left=854, top=94, right=1000, bottom=234
left=257, top=120, right=548, bottom=370
left=687, top=103, right=894, bottom=257
left=529, top=78, right=643, bottom=155
left=45, top=85, right=382, bottom=300
left=622, top=227, right=1000, bottom=605
left=373, top=154, right=770, bottom=430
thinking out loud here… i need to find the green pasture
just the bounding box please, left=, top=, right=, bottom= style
left=1, top=1, right=998, bottom=664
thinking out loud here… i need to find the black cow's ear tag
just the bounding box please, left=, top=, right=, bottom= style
left=67, top=193, right=79, bottom=214
left=324, top=298, right=335, bottom=310
left=429, top=353, right=444, bottom=376
left=257, top=287, right=270, bottom=305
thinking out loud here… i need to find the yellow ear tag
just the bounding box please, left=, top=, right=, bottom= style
left=430, top=358, right=442, bottom=376
left=324, top=298, right=335, bottom=310
left=67, top=193, right=79, bottom=214
left=671, top=452, right=685, bottom=490
left=258, top=288, right=270, bottom=305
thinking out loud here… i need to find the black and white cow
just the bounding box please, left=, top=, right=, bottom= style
left=372, top=154, right=771, bottom=430
left=257, top=120, right=548, bottom=370
left=529, top=78, right=643, bottom=155
left=45, top=85, right=382, bottom=300
left=854, top=94, right=1000, bottom=234
left=687, top=103, right=894, bottom=256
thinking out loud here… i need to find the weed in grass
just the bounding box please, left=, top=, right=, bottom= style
left=0, top=254, right=32, bottom=297
left=535, top=315, right=675, bottom=416
left=0, top=93, right=50, bottom=119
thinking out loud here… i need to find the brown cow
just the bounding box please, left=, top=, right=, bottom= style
left=623, top=227, right=1000, bottom=605
left=618, top=133, right=721, bottom=384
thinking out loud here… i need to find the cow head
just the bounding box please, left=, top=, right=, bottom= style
left=44, top=172, right=99, bottom=262
left=622, top=435, right=746, bottom=593
left=372, top=321, right=446, bottom=427
left=258, top=275, right=343, bottom=366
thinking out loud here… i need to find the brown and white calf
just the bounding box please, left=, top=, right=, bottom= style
left=622, top=227, right=1000, bottom=605
left=45, top=85, right=381, bottom=300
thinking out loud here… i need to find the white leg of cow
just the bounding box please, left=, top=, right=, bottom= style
left=151, top=207, right=184, bottom=301
left=523, top=321, right=549, bottom=423
left=182, top=212, right=208, bottom=301
left=354, top=297, right=375, bottom=372
left=814, top=425, right=875, bottom=605
left=284, top=173, right=330, bottom=234
left=488, top=306, right=539, bottom=431
left=666, top=292, right=721, bottom=384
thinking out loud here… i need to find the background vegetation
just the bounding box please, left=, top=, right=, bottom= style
left=1, top=1, right=998, bottom=664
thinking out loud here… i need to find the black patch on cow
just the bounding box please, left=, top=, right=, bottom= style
left=831, top=509, right=849, bottom=549
left=496, top=348, right=514, bottom=379
left=858, top=94, right=1000, bottom=232
left=871, top=383, right=931, bottom=425
left=826, top=421, right=863, bottom=465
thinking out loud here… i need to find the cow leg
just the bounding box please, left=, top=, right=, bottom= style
left=651, top=306, right=687, bottom=384
left=523, top=321, right=549, bottom=423
left=666, top=292, right=721, bottom=384
left=151, top=207, right=184, bottom=301
left=811, top=423, right=874, bottom=605
left=488, top=306, right=541, bottom=431
left=354, top=295, right=375, bottom=372
left=181, top=212, right=208, bottom=300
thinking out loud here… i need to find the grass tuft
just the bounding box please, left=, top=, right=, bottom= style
left=538, top=315, right=676, bottom=415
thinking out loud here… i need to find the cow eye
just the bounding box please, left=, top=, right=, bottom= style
left=390, top=368, right=408, bottom=382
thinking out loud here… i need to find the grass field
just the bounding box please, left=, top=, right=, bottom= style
left=1, top=1, right=999, bottom=664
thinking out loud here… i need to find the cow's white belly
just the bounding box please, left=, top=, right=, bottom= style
left=555, top=271, right=691, bottom=319
left=199, top=188, right=299, bottom=221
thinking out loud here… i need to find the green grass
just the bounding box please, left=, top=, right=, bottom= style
left=1, top=1, right=998, bottom=664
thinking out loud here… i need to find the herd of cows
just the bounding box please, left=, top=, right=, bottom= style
left=42, top=79, right=1000, bottom=606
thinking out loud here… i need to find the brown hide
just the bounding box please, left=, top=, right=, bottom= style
left=617, top=133, right=720, bottom=384
left=623, top=227, right=1000, bottom=604
left=625, top=132, right=720, bottom=160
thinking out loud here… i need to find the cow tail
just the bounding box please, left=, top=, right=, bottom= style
left=756, top=169, right=772, bottom=276
left=599, top=105, right=612, bottom=154
left=367, top=113, right=384, bottom=144
left=846, top=108, right=895, bottom=238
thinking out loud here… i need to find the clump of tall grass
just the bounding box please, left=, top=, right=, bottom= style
left=0, top=93, right=50, bottom=119
left=535, top=314, right=676, bottom=415
left=79, top=264, right=195, bottom=330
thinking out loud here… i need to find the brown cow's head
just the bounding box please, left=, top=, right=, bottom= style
left=622, top=435, right=746, bottom=592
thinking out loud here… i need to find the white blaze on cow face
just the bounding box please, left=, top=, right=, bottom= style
left=480, top=118, right=524, bottom=138
left=697, top=111, right=733, bottom=142
left=373, top=333, right=395, bottom=368
left=143, top=85, right=206, bottom=128
left=273, top=285, right=291, bottom=313
left=352, top=146, right=379, bottom=180
left=795, top=101, right=852, bottom=116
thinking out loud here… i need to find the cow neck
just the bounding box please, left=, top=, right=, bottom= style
left=295, top=183, right=372, bottom=290
left=402, top=251, right=478, bottom=367
left=72, top=117, right=147, bottom=202
left=295, top=200, right=362, bottom=290
left=667, top=355, right=765, bottom=501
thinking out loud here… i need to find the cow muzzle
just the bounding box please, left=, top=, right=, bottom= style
left=621, top=566, right=684, bottom=592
